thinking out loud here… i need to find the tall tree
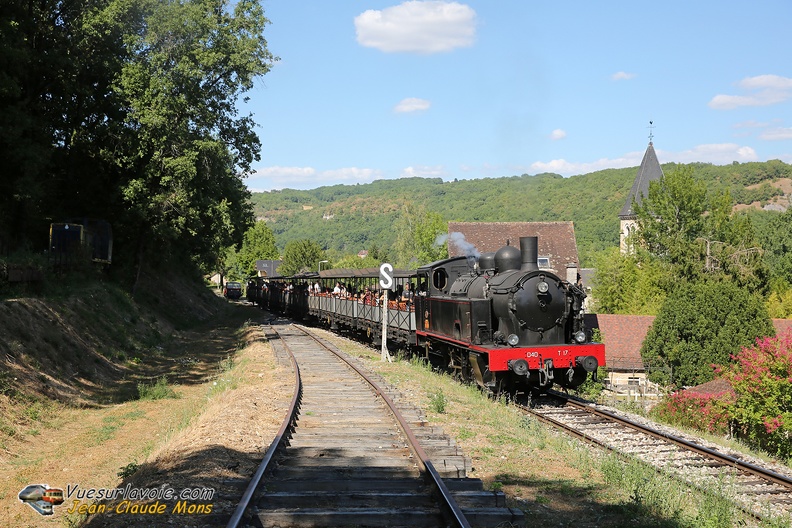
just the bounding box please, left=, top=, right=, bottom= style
left=392, top=203, right=448, bottom=267
left=0, top=0, right=131, bottom=245
left=237, top=221, right=279, bottom=276
left=757, top=206, right=792, bottom=290
left=591, top=247, right=671, bottom=315
left=633, top=166, right=708, bottom=279
left=633, top=166, right=766, bottom=289
left=112, top=0, right=276, bottom=290
left=279, top=239, right=326, bottom=276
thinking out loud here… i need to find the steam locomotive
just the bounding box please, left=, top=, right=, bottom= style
left=247, top=236, right=605, bottom=394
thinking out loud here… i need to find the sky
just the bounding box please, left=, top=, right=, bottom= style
left=243, top=1, right=792, bottom=192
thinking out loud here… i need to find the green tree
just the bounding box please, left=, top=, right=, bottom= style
left=217, top=245, right=246, bottom=284
left=238, top=221, right=279, bottom=276
left=633, top=166, right=708, bottom=279
left=0, top=0, right=132, bottom=247
left=367, top=244, right=390, bottom=264
left=757, top=206, right=792, bottom=290
left=279, top=239, right=326, bottom=276
left=392, top=203, right=448, bottom=268
left=591, top=248, right=670, bottom=315
left=767, top=289, right=792, bottom=318
left=641, top=280, right=774, bottom=387
left=333, top=255, right=379, bottom=269
left=633, top=166, right=766, bottom=289
left=113, top=0, right=276, bottom=289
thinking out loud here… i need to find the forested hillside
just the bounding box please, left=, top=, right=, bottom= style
left=250, top=160, right=792, bottom=266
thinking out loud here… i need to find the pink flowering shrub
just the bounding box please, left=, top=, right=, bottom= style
left=652, top=390, right=733, bottom=436
left=719, top=333, right=792, bottom=460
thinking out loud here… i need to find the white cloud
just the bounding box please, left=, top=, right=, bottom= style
left=355, top=1, right=476, bottom=54
left=760, top=127, right=792, bottom=140
left=611, top=71, right=636, bottom=81
left=529, top=143, right=759, bottom=176
left=247, top=166, right=383, bottom=191
left=549, top=129, right=566, bottom=140
left=668, top=143, right=758, bottom=163
left=709, top=74, right=792, bottom=109
left=529, top=154, right=641, bottom=176
left=732, top=120, right=771, bottom=129
left=400, top=165, right=447, bottom=178
left=394, top=97, right=431, bottom=113
left=740, top=74, right=792, bottom=90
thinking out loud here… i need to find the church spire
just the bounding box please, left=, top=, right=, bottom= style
left=619, top=126, right=664, bottom=220
left=619, top=123, right=664, bottom=253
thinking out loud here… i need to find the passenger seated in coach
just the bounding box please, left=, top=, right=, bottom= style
left=362, top=287, right=373, bottom=305
left=332, top=282, right=342, bottom=296
left=400, top=282, right=414, bottom=303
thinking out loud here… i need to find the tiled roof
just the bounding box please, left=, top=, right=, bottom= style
left=685, top=378, right=735, bottom=396
left=774, top=318, right=792, bottom=336
left=584, top=314, right=655, bottom=371
left=447, top=221, right=579, bottom=275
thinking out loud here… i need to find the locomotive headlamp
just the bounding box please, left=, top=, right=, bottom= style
left=536, top=280, right=549, bottom=294
left=574, top=330, right=586, bottom=343
left=507, top=334, right=520, bottom=346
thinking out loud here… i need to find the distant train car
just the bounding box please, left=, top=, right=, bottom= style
left=49, top=218, right=112, bottom=265
left=42, top=487, right=64, bottom=505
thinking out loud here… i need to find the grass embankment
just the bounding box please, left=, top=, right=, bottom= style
left=0, top=273, right=262, bottom=527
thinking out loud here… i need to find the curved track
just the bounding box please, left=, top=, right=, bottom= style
left=228, top=321, right=522, bottom=528
left=523, top=392, right=792, bottom=521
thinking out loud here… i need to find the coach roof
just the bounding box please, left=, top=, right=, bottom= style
left=318, top=268, right=415, bottom=279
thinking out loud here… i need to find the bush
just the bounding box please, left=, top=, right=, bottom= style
left=137, top=376, right=178, bottom=400
left=720, top=333, right=792, bottom=460
left=651, top=390, right=734, bottom=436
left=641, top=280, right=774, bottom=387
left=429, top=390, right=447, bottom=414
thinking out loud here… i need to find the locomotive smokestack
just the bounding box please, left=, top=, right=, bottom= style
left=520, top=237, right=539, bottom=271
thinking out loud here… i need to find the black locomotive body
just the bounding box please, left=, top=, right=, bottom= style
left=414, top=237, right=603, bottom=393
left=247, top=236, right=605, bottom=395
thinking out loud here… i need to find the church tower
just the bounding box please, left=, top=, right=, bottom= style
left=619, top=128, right=664, bottom=253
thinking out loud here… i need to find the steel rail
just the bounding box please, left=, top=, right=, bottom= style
left=226, top=323, right=302, bottom=528
left=523, top=393, right=792, bottom=522
left=559, top=396, right=792, bottom=490
left=295, top=324, right=471, bottom=528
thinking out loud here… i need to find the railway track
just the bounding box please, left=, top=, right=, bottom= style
left=523, top=392, right=792, bottom=522
left=227, top=321, right=522, bottom=528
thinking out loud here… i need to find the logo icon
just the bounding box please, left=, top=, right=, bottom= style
left=18, top=484, right=64, bottom=516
